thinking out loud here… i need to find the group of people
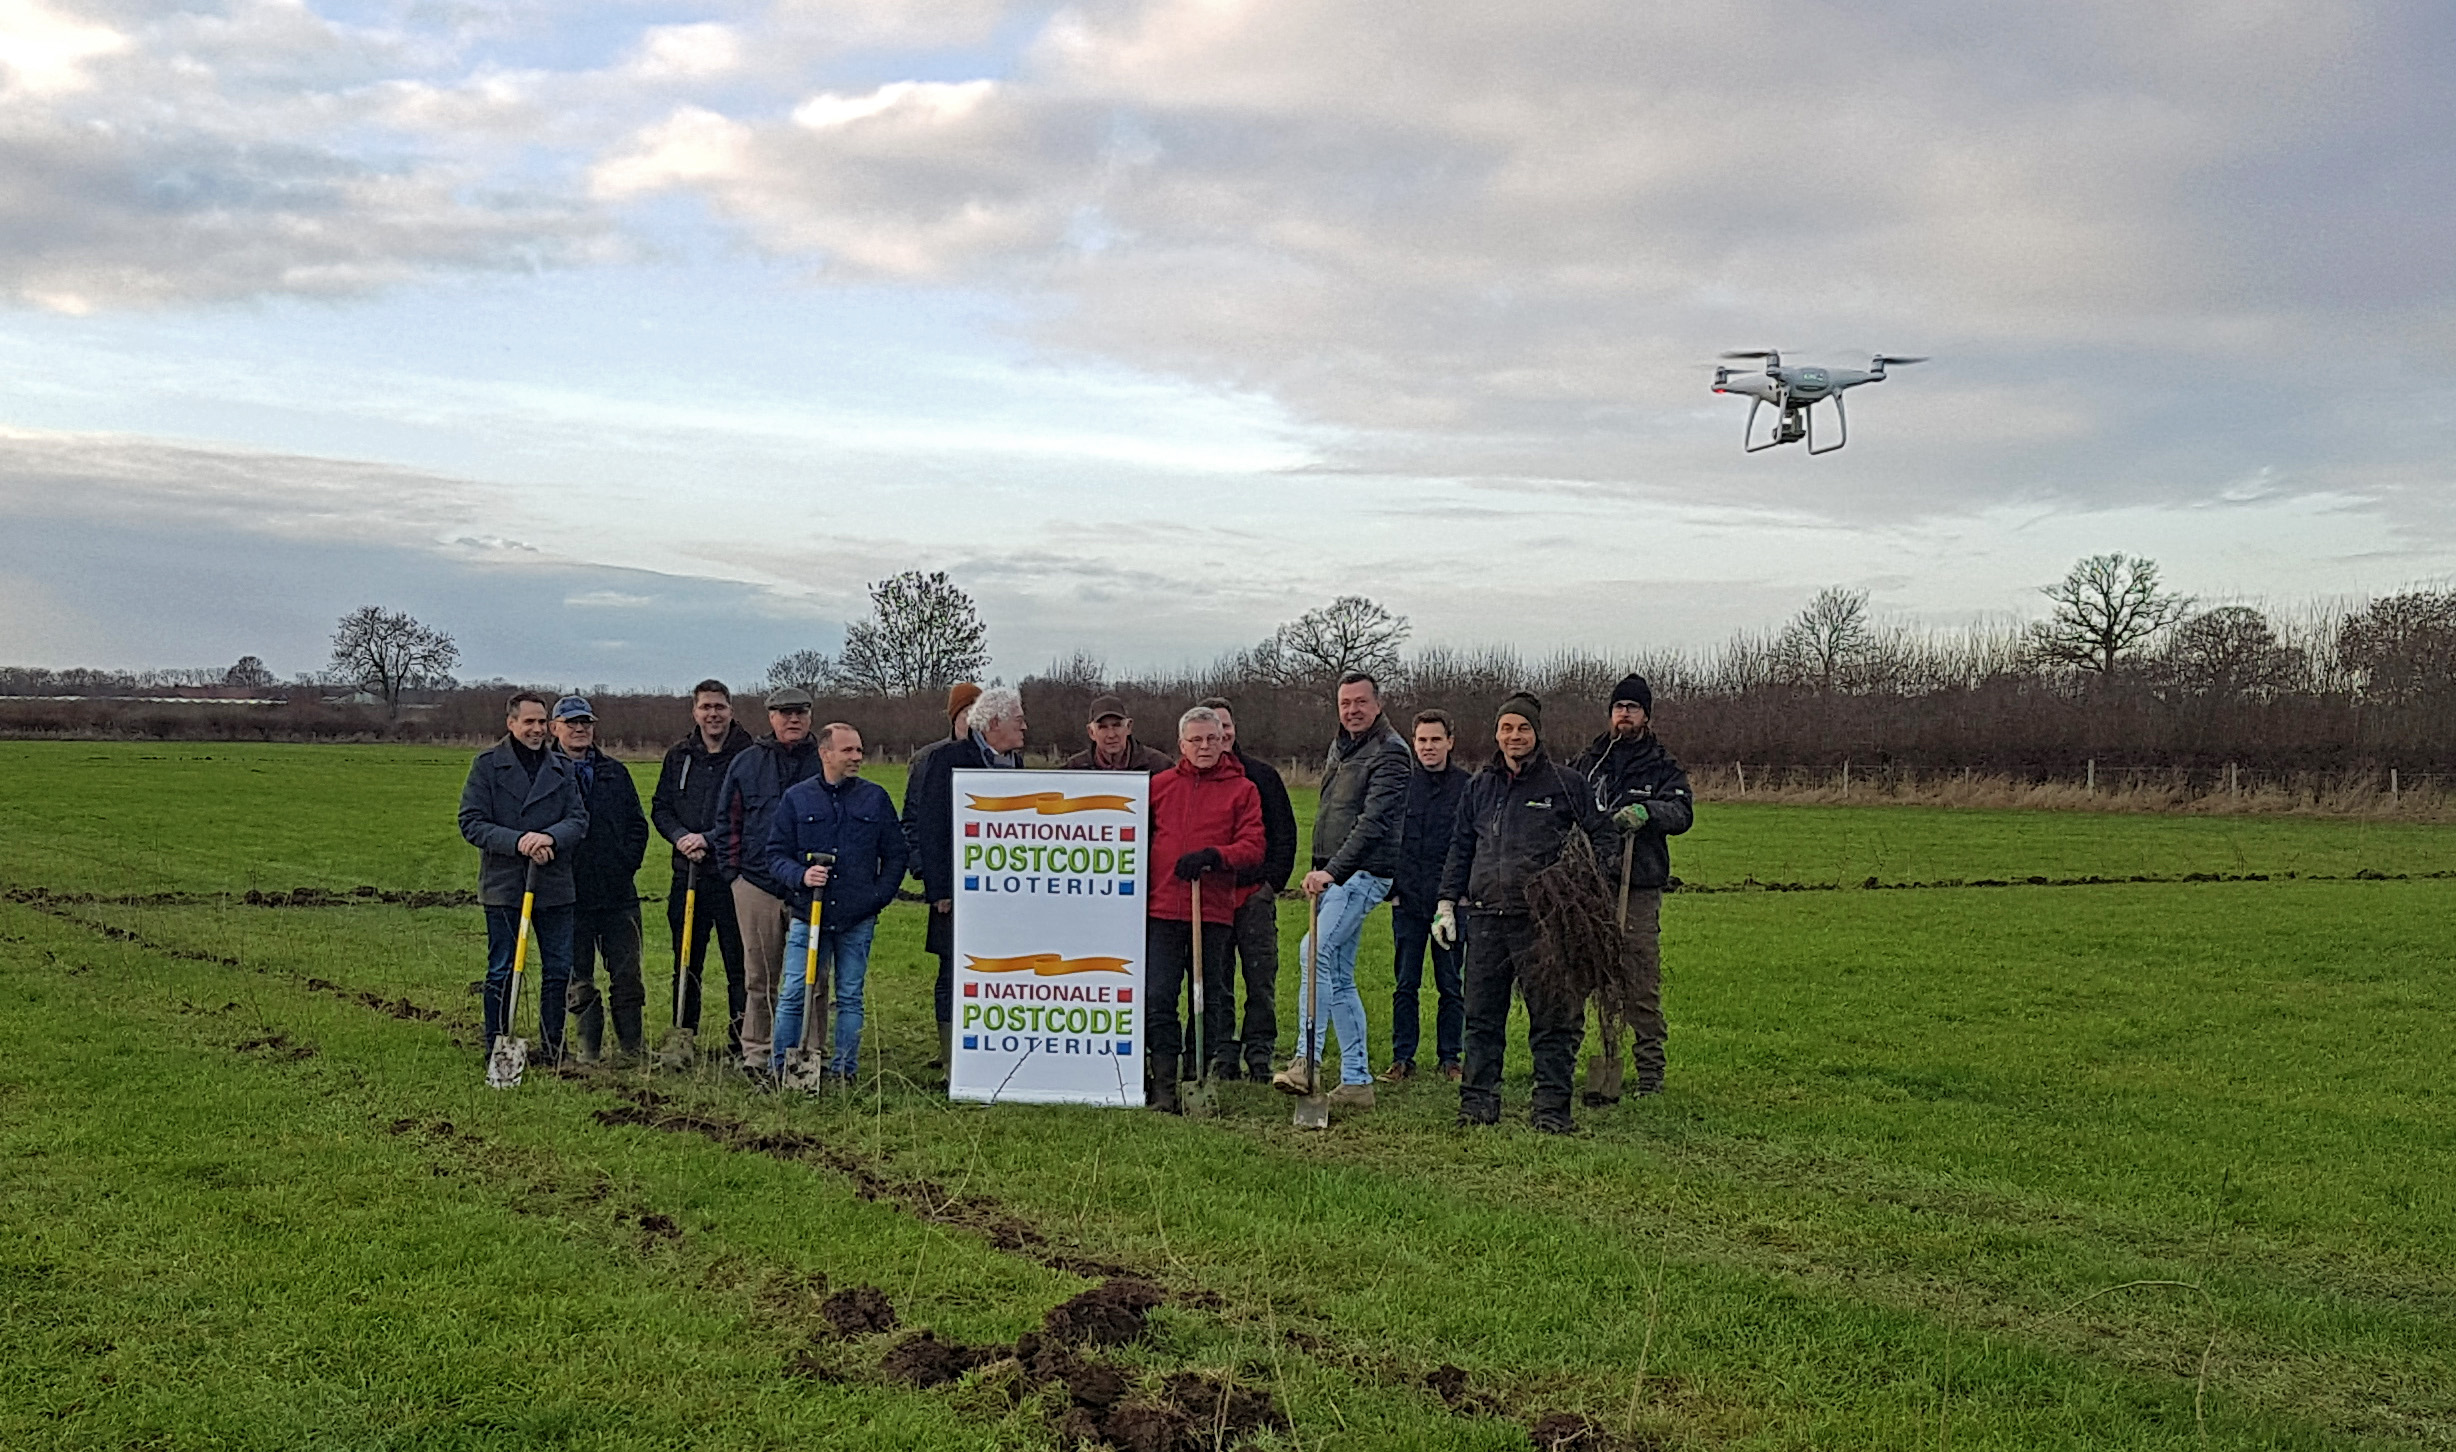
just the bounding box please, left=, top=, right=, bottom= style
left=456, top=668, right=1691, bottom=1133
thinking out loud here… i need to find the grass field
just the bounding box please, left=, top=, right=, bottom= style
left=3, top=740, right=2451, bottom=1450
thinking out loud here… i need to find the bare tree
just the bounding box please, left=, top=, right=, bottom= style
left=2336, top=589, right=2456, bottom=705
left=1774, top=586, right=1873, bottom=692
left=328, top=606, right=459, bottom=719
left=223, top=655, right=276, bottom=689
left=2028, top=554, right=2189, bottom=674
left=1269, top=595, right=1410, bottom=689
left=1038, top=650, right=1106, bottom=691
left=2163, top=606, right=2305, bottom=698
left=835, top=570, right=990, bottom=697
left=763, top=649, right=842, bottom=695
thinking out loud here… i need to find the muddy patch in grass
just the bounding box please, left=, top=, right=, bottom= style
left=233, top=1032, right=316, bottom=1060
left=881, top=1329, right=1001, bottom=1388
left=822, top=1285, right=899, bottom=1338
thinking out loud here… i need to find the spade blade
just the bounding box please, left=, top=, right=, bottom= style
left=485, top=1034, right=529, bottom=1089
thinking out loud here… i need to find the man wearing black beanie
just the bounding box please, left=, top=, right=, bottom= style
left=1434, top=691, right=1620, bottom=1134
left=1569, top=672, right=1694, bottom=1099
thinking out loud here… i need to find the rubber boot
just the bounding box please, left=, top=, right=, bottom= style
left=1530, top=1091, right=1576, bottom=1136
left=572, top=1000, right=604, bottom=1067
left=1147, top=1074, right=1181, bottom=1114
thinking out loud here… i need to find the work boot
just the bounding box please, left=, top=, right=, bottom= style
left=1147, top=1075, right=1181, bottom=1114
left=1456, top=1090, right=1500, bottom=1127
left=1531, top=1092, right=1576, bottom=1136
left=1326, top=1082, right=1375, bottom=1110
left=1439, top=1062, right=1463, bottom=1083
left=1377, top=1060, right=1415, bottom=1083
left=613, top=1004, right=645, bottom=1062
left=1271, top=1059, right=1318, bottom=1096
left=1581, top=1088, right=1621, bottom=1108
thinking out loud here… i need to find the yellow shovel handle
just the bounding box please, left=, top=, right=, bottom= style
left=511, top=889, right=535, bottom=979
left=804, top=899, right=824, bottom=988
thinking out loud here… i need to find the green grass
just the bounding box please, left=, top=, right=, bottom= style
left=3, top=741, right=2451, bottom=1449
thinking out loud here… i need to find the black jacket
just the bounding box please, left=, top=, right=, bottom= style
left=650, top=722, right=756, bottom=872
left=1391, top=759, right=1471, bottom=911
left=561, top=748, right=650, bottom=911
left=900, top=733, right=1018, bottom=903
left=457, top=738, right=589, bottom=908
left=1228, top=749, right=1298, bottom=894
left=710, top=734, right=822, bottom=899
left=1313, top=718, right=1410, bottom=882
left=1567, top=731, right=1694, bottom=890
left=1438, top=747, right=1622, bottom=916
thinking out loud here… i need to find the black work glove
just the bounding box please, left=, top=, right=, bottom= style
left=1173, top=848, right=1224, bottom=881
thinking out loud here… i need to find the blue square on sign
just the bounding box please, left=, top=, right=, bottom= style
left=964, top=875, right=978, bottom=891
left=1120, top=880, right=1135, bottom=896
left=1115, top=1040, right=1133, bottom=1057
left=962, top=1035, right=978, bottom=1050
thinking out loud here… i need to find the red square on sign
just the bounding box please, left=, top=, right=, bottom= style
left=964, top=822, right=980, bottom=837
left=1120, top=826, right=1135, bottom=842
left=963, top=982, right=978, bottom=997
left=1117, top=988, right=1134, bottom=1003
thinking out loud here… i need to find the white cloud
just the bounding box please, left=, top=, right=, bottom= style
left=0, top=0, right=126, bottom=97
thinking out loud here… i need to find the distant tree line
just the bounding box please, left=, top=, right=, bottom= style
left=6, top=559, right=2456, bottom=776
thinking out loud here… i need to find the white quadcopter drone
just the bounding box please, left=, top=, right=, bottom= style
left=1713, top=350, right=1925, bottom=454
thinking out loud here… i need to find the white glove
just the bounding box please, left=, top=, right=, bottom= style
left=1431, top=900, right=1458, bottom=949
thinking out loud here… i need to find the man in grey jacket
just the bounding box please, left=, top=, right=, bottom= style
left=458, top=690, right=589, bottom=1065
left=1274, top=670, right=1410, bottom=1107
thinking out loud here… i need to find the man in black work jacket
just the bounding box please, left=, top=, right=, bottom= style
left=1384, top=708, right=1471, bottom=1082
left=1436, top=692, right=1620, bottom=1134
left=1568, top=673, right=1694, bottom=1099
left=550, top=696, right=650, bottom=1065
left=1202, top=696, right=1297, bottom=1081
left=650, top=679, right=756, bottom=1061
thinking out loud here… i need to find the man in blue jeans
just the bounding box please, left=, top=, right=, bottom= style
left=1383, top=708, right=1470, bottom=1082
left=458, top=690, right=588, bottom=1066
left=1275, top=671, right=1410, bottom=1110
left=764, top=722, right=908, bottom=1084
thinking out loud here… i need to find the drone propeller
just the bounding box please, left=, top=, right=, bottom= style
left=1871, top=355, right=1928, bottom=367
left=1720, top=349, right=1780, bottom=360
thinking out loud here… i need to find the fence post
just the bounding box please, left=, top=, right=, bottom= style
left=1735, top=762, right=1746, bottom=796
left=2086, top=758, right=2094, bottom=794
left=2390, top=768, right=2399, bottom=809
left=1842, top=759, right=1850, bottom=798
left=2228, top=762, right=2238, bottom=798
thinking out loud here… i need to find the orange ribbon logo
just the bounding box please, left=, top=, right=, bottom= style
left=965, top=792, right=1134, bottom=815
left=965, top=954, right=1134, bottom=976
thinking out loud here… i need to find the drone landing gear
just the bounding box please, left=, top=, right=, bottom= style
left=1741, top=396, right=1848, bottom=454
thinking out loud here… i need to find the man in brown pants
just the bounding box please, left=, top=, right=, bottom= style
left=709, top=686, right=822, bottom=1081
left=1568, top=673, right=1693, bottom=1099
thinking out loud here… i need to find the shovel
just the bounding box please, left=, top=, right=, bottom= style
left=1292, top=888, right=1330, bottom=1131
left=658, top=858, right=700, bottom=1071
left=486, top=860, right=538, bottom=1089
left=1180, top=878, right=1217, bottom=1118
left=1583, top=834, right=1636, bottom=1104
left=780, top=852, right=836, bottom=1094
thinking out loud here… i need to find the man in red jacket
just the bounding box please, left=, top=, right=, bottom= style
left=1145, top=705, right=1266, bottom=1113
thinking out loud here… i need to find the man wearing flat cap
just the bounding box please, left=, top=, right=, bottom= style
left=1435, top=692, right=1620, bottom=1134
left=1064, top=695, right=1173, bottom=774
left=1569, top=673, right=1693, bottom=1099
left=710, top=685, right=823, bottom=1079
left=550, top=695, right=651, bottom=1065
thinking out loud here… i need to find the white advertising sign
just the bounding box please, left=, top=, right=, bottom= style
left=948, top=769, right=1150, bottom=1106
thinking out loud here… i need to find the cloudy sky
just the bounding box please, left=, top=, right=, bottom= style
left=3, top=1, right=2451, bottom=689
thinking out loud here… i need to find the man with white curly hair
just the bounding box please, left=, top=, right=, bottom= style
left=901, top=683, right=1027, bottom=1075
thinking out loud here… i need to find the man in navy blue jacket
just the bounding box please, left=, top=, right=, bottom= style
left=763, top=723, right=909, bottom=1082
left=1383, top=708, right=1471, bottom=1082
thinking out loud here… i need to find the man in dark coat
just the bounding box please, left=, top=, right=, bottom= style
left=1143, top=706, right=1266, bottom=1112
left=1063, top=695, right=1173, bottom=773
left=1437, top=693, right=1621, bottom=1134
left=1568, top=673, right=1694, bottom=1098
left=762, top=723, right=909, bottom=1082
left=1276, top=670, right=1410, bottom=1107
left=900, top=684, right=1026, bottom=1070
left=1203, top=696, right=1296, bottom=1081
left=457, top=690, right=589, bottom=1065
left=1383, top=708, right=1471, bottom=1082
left=710, top=686, right=821, bottom=1075
left=550, top=695, right=651, bottom=1064
left=649, top=678, right=756, bottom=1061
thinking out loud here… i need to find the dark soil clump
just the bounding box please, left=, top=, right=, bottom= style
left=879, top=1329, right=995, bottom=1389
left=821, top=1285, right=898, bottom=1338
left=635, top=1212, right=680, bottom=1240
left=1528, top=1411, right=1630, bottom=1450
left=1042, top=1277, right=1167, bottom=1346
